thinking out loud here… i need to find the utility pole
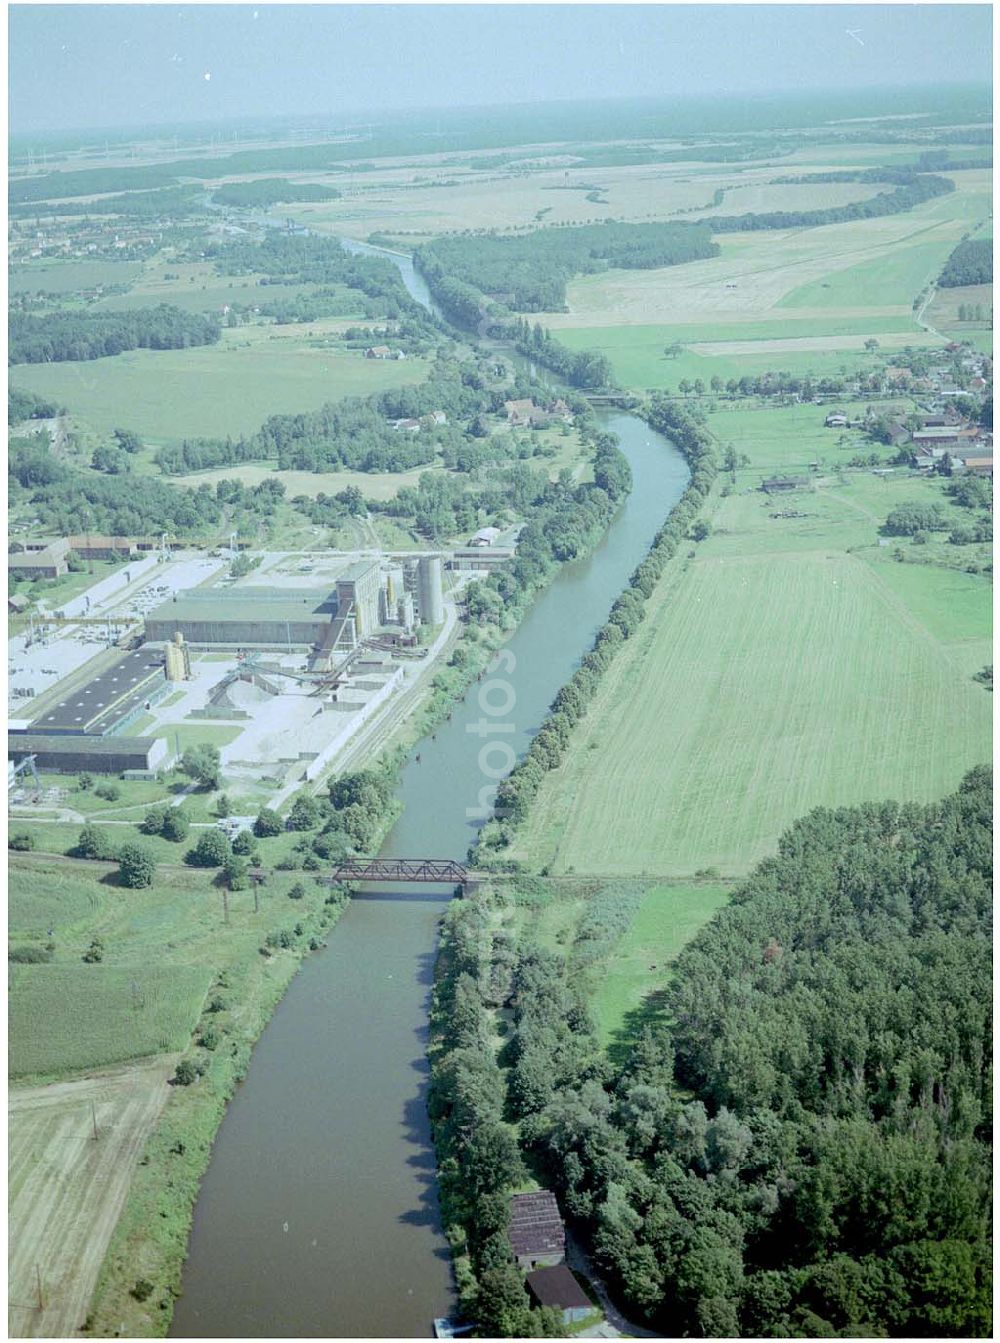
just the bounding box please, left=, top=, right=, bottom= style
left=35, top=1264, right=44, bottom=1312
left=222, top=888, right=229, bottom=925
left=91, top=1100, right=99, bottom=1140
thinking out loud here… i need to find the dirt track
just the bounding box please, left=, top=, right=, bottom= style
left=8, top=1058, right=175, bottom=1338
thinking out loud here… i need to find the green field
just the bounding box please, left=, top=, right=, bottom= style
left=9, top=963, right=213, bottom=1077
left=587, top=882, right=731, bottom=1044
left=553, top=325, right=901, bottom=391
left=780, top=239, right=969, bottom=310
left=512, top=398, right=992, bottom=880
left=8, top=259, right=143, bottom=293
left=10, top=327, right=429, bottom=444
left=7, top=852, right=334, bottom=1081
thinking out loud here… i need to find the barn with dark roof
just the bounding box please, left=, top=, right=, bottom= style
left=508, top=1191, right=565, bottom=1269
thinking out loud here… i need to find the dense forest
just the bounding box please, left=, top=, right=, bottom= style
left=432, top=769, right=992, bottom=1337
left=416, top=221, right=718, bottom=312
left=938, top=238, right=993, bottom=288
left=9, top=304, right=221, bottom=364
left=711, top=169, right=954, bottom=233
left=8, top=435, right=224, bottom=536
left=211, top=178, right=341, bottom=207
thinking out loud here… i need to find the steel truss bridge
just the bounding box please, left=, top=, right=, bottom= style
left=327, top=857, right=470, bottom=885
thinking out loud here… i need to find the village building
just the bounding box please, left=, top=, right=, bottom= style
left=392, top=418, right=422, bottom=434
left=964, top=454, right=994, bottom=478
left=525, top=1266, right=593, bottom=1326
left=824, top=413, right=849, bottom=428
left=508, top=1191, right=565, bottom=1270
left=365, top=345, right=392, bottom=359
left=504, top=398, right=537, bottom=427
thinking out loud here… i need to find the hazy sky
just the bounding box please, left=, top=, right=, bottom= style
left=9, top=3, right=994, bottom=135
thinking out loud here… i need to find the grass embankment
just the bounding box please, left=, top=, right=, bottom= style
left=8, top=848, right=350, bottom=1336
left=511, top=402, right=992, bottom=879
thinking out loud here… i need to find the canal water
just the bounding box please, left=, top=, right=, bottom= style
left=170, top=241, right=689, bottom=1338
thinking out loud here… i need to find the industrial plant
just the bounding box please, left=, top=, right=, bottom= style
left=8, top=546, right=469, bottom=798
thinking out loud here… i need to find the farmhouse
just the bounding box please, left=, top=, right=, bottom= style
left=824, top=413, right=848, bottom=428
left=525, top=1266, right=592, bottom=1325
left=393, top=418, right=421, bottom=434
left=365, top=345, right=391, bottom=359
left=508, top=1191, right=565, bottom=1270
left=884, top=422, right=911, bottom=447
left=504, top=398, right=537, bottom=427
left=913, top=427, right=962, bottom=448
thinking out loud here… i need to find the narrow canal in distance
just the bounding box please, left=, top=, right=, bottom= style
left=170, top=241, right=689, bottom=1338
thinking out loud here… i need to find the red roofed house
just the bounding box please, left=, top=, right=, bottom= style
left=504, top=399, right=537, bottom=427
left=508, top=1191, right=565, bottom=1270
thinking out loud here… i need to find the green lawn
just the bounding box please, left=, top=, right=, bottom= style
left=588, top=882, right=731, bottom=1045
left=10, top=329, right=429, bottom=444
left=779, top=239, right=966, bottom=310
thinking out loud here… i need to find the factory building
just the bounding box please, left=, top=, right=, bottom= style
left=8, top=733, right=168, bottom=777
left=145, top=587, right=336, bottom=648
left=335, top=561, right=382, bottom=640
left=27, top=648, right=171, bottom=738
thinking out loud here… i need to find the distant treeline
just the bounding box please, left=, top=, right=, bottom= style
left=211, top=178, right=341, bottom=207
left=939, top=238, right=993, bottom=288
left=712, top=168, right=954, bottom=232
left=9, top=185, right=205, bottom=220
left=9, top=304, right=221, bottom=364
left=9, top=164, right=181, bottom=204
left=10, top=83, right=989, bottom=200
left=416, top=221, right=718, bottom=312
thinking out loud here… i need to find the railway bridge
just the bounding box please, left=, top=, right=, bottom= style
left=328, top=857, right=473, bottom=887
